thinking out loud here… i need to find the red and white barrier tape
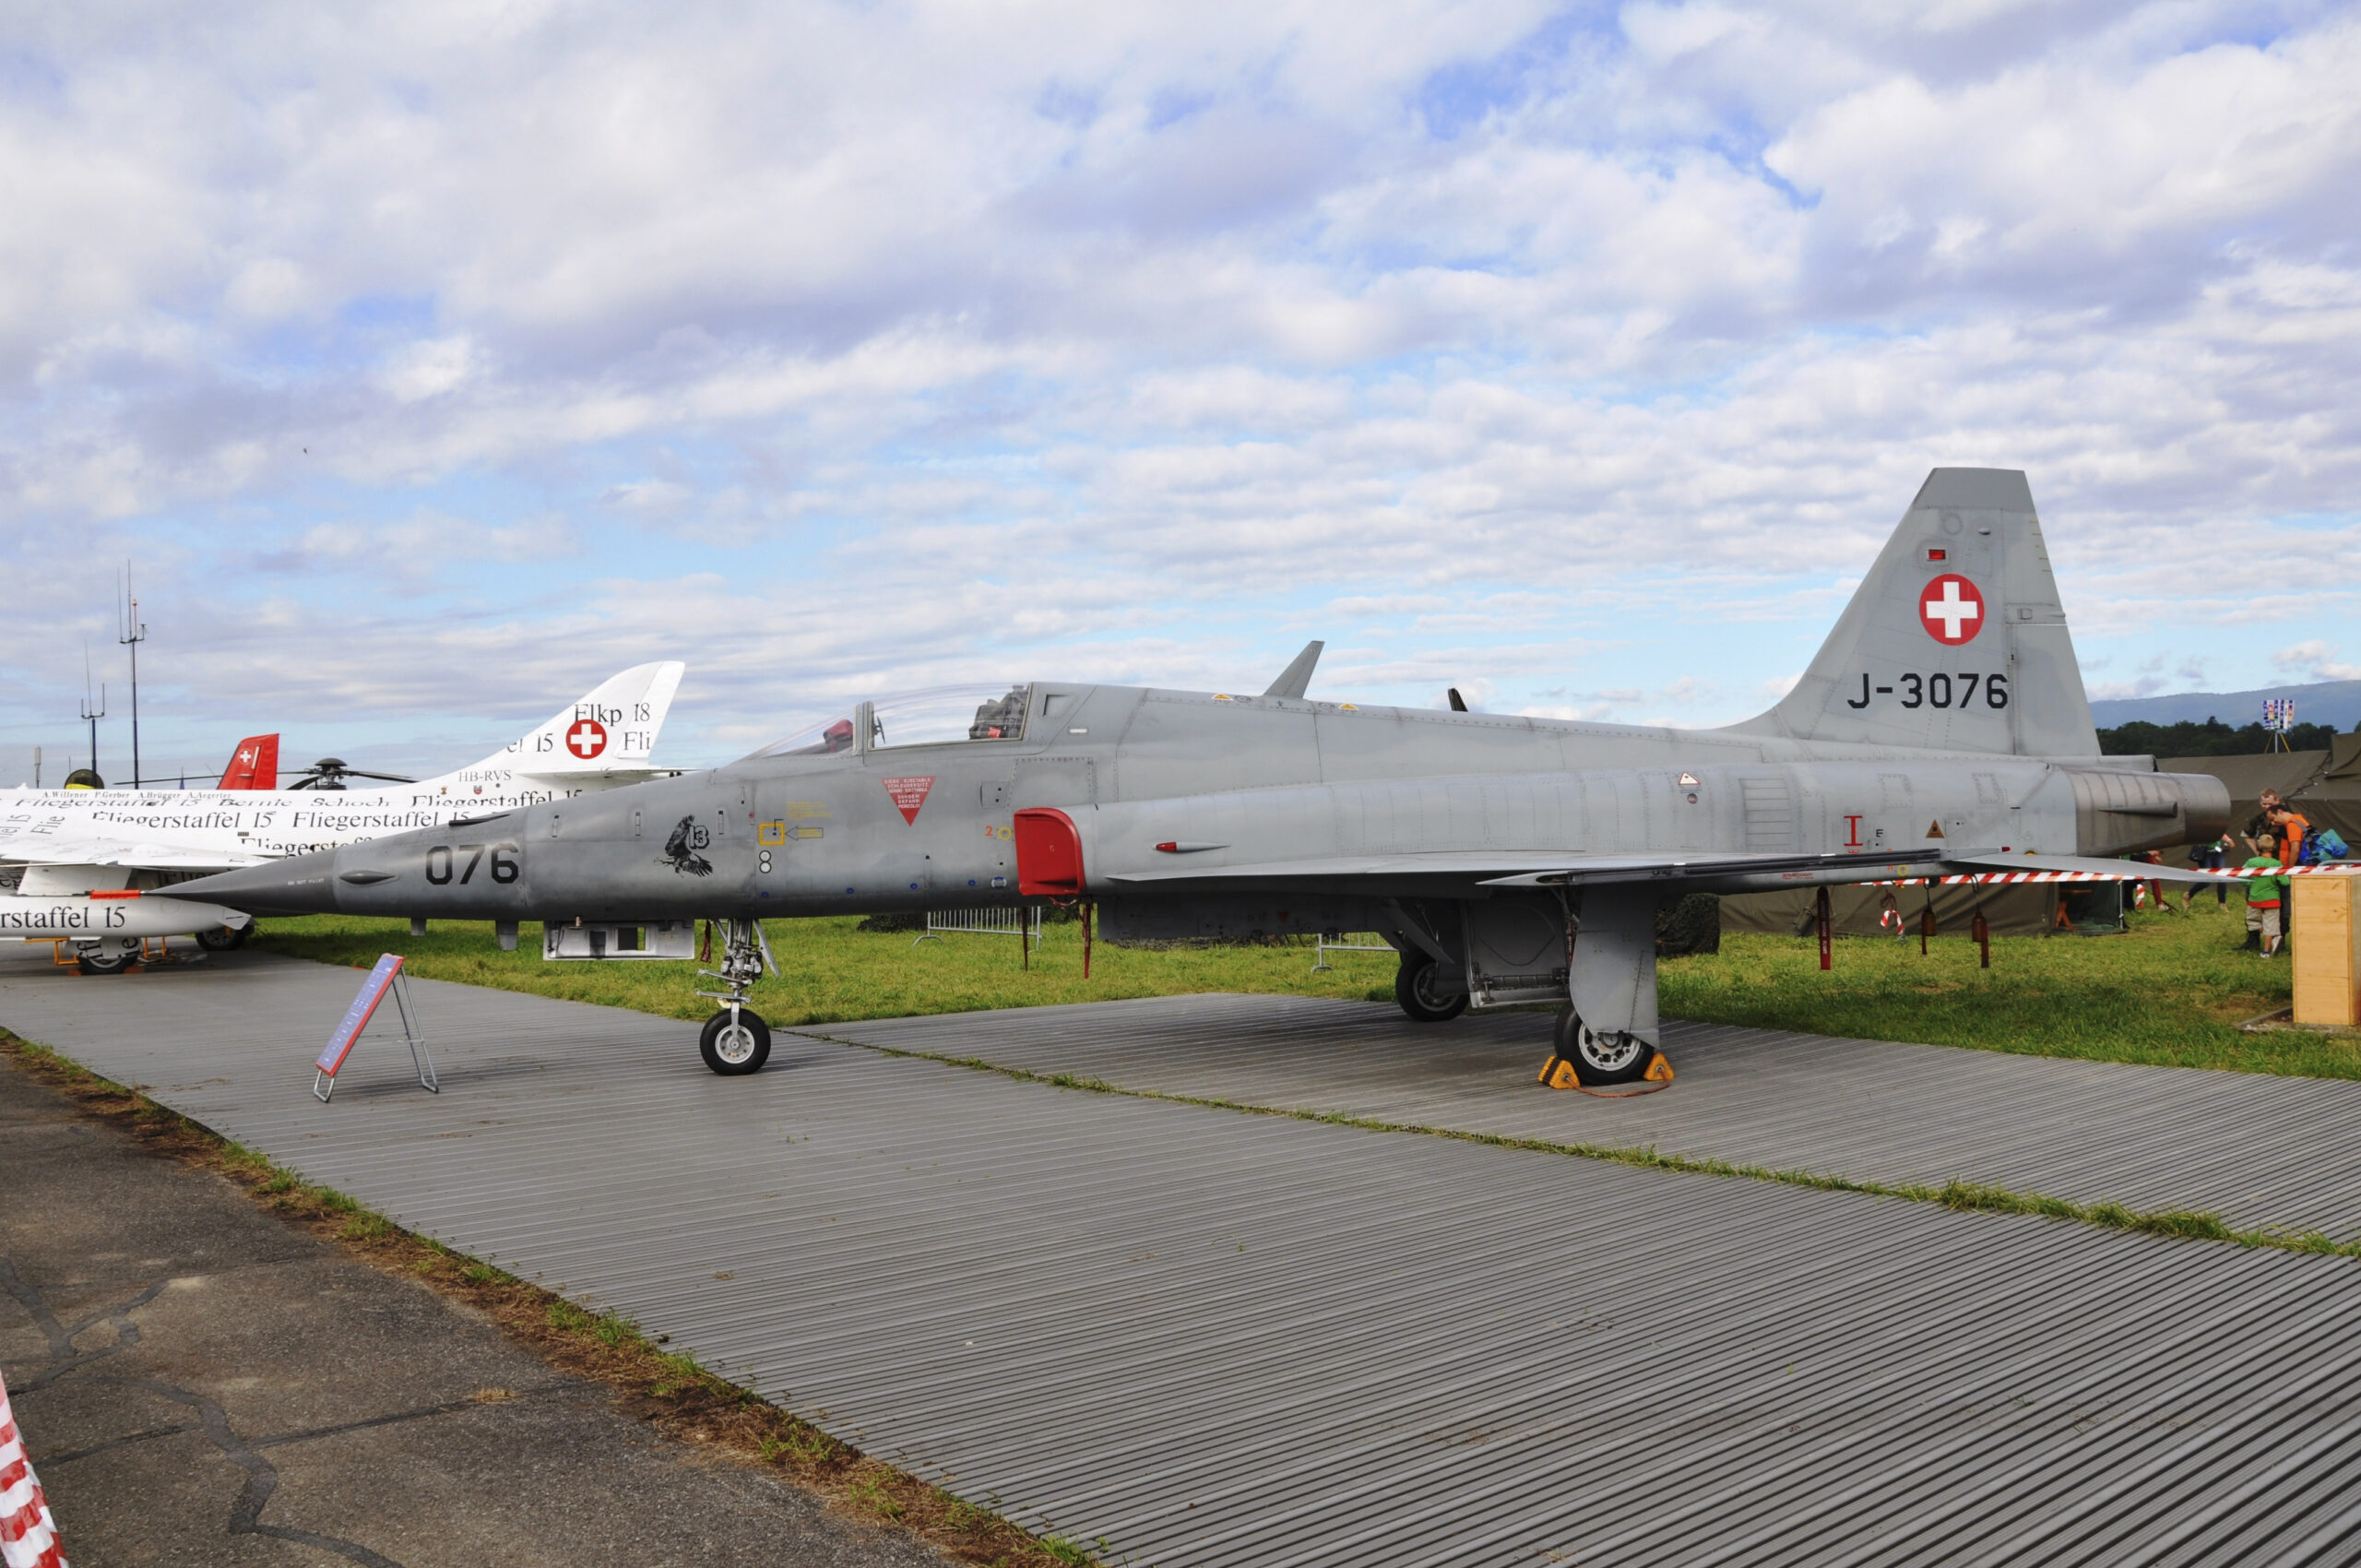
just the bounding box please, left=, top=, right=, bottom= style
left=1873, top=865, right=2357, bottom=887
left=0, top=1372, right=65, bottom=1568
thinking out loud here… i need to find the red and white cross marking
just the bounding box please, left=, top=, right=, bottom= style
left=566, top=719, right=609, bottom=759
left=1919, top=574, right=1985, bottom=645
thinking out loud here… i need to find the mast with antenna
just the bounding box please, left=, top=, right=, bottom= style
left=79, top=644, right=106, bottom=784
left=118, top=564, right=147, bottom=790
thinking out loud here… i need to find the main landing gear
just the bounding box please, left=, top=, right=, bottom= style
left=196, top=923, right=249, bottom=952
left=1394, top=951, right=1468, bottom=1023
left=696, top=918, right=777, bottom=1075
left=1541, top=1006, right=1674, bottom=1091
left=1385, top=895, right=1677, bottom=1093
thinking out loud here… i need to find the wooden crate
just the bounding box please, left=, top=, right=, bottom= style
left=2292, top=873, right=2361, bottom=1027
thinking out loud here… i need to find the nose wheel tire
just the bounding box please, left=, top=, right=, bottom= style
left=1552, top=1005, right=1654, bottom=1086
left=1395, top=953, right=1468, bottom=1023
left=699, top=1010, right=772, bottom=1075
left=75, top=950, right=133, bottom=976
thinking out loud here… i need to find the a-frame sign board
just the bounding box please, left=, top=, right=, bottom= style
left=314, top=953, right=439, bottom=1103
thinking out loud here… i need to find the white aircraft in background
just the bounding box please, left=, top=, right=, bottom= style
left=0, top=661, right=685, bottom=971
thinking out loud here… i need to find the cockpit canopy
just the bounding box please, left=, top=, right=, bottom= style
left=750, top=684, right=1032, bottom=760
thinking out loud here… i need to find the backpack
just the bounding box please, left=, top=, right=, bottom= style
left=2301, top=826, right=2350, bottom=863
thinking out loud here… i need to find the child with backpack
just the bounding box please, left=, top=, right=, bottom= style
left=2242, top=835, right=2287, bottom=955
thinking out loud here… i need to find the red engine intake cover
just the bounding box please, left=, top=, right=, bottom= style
left=1014, top=807, right=1086, bottom=897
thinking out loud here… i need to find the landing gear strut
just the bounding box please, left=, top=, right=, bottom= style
left=696, top=919, right=776, bottom=1075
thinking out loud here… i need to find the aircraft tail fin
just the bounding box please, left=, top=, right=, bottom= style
left=1725, top=469, right=2097, bottom=756
left=419, top=661, right=687, bottom=787
left=216, top=734, right=279, bottom=790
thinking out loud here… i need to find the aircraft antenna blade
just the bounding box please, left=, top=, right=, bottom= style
left=1263, top=640, right=1323, bottom=700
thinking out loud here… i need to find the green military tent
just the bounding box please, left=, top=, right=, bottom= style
left=1720, top=882, right=2069, bottom=938
left=2288, top=735, right=2361, bottom=848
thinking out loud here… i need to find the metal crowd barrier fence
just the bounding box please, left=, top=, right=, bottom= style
left=917, top=906, right=1046, bottom=945
left=1312, top=932, right=1395, bottom=971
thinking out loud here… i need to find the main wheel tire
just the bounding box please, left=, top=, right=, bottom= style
left=699, top=1010, right=772, bottom=1075
left=1553, top=1005, right=1654, bottom=1086
left=76, top=950, right=133, bottom=976
left=1395, top=953, right=1468, bottom=1023
left=196, top=923, right=248, bottom=952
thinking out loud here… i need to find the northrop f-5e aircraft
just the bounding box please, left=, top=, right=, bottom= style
left=170, top=472, right=2229, bottom=1084
left=3, top=662, right=683, bottom=970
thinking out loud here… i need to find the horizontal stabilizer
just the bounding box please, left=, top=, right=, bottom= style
left=1263, top=641, right=1323, bottom=700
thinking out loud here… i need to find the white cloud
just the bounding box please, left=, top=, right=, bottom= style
left=2, top=1, right=2357, bottom=758
left=379, top=336, right=479, bottom=403
left=2274, top=641, right=2361, bottom=683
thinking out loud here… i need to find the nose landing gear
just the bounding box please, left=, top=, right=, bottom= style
left=695, top=919, right=777, bottom=1075
left=700, top=1010, right=772, bottom=1075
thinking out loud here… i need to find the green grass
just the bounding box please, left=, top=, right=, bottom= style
left=253, top=915, right=1400, bottom=1023
left=1662, top=901, right=2335, bottom=1077
left=247, top=898, right=2337, bottom=1078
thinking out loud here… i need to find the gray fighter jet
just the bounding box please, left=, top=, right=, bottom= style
left=166, top=469, right=2229, bottom=1083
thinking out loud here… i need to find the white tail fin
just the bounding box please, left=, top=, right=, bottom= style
left=416, top=661, right=686, bottom=788
left=1726, top=469, right=2097, bottom=756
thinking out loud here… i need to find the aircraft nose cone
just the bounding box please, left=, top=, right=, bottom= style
left=160, top=849, right=344, bottom=916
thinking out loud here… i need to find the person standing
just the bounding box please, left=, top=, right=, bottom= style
left=2191, top=829, right=2232, bottom=907
left=2268, top=803, right=2310, bottom=869
left=2242, top=834, right=2287, bottom=955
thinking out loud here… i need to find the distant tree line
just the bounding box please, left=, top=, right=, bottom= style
left=2096, top=717, right=2345, bottom=756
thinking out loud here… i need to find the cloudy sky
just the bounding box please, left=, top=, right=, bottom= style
left=3, top=0, right=2357, bottom=781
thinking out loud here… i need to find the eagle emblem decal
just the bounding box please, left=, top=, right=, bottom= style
left=661, top=815, right=714, bottom=876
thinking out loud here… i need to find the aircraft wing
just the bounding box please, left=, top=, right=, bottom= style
left=1104, top=847, right=1954, bottom=890
left=0, top=822, right=274, bottom=872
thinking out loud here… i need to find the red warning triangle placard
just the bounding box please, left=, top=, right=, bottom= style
left=883, top=776, right=935, bottom=824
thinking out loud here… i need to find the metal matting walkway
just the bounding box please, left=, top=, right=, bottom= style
left=6, top=952, right=2361, bottom=1566
left=826, top=993, right=2361, bottom=1239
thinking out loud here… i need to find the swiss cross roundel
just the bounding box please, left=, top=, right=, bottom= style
left=1918, top=574, right=1986, bottom=646
left=566, top=719, right=609, bottom=759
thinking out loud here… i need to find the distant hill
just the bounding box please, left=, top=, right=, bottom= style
left=2088, top=680, right=2361, bottom=731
